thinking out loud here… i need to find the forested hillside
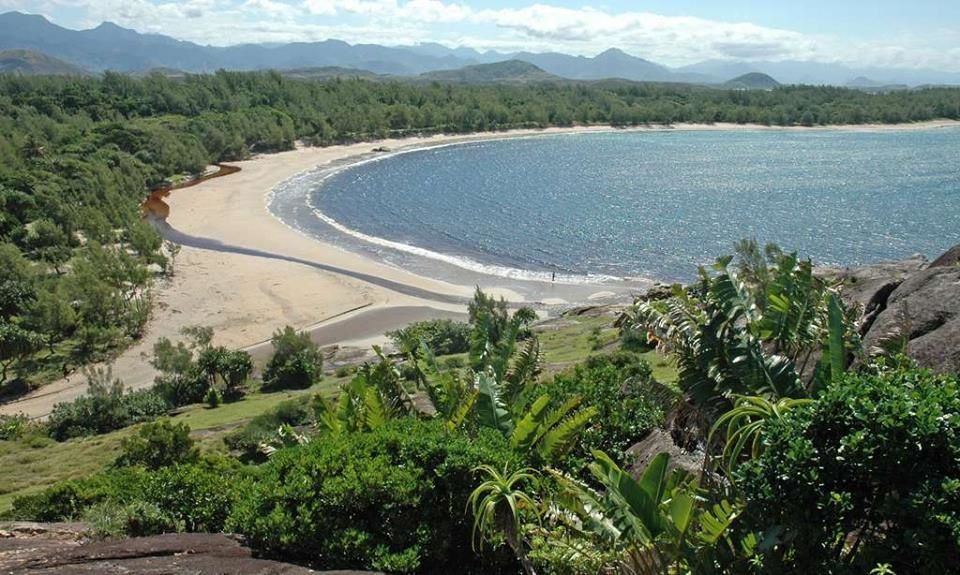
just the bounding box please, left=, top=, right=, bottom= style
left=1, top=70, right=960, bottom=395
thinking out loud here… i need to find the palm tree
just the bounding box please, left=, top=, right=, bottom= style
left=468, top=464, right=541, bottom=575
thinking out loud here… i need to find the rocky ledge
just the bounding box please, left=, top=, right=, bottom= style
left=827, top=244, right=960, bottom=375
left=0, top=522, right=374, bottom=575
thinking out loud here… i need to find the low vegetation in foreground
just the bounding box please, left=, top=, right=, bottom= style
left=2, top=244, right=958, bottom=574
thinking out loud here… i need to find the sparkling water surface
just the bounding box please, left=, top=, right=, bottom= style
left=281, top=129, right=960, bottom=290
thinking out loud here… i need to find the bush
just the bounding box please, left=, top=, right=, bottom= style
left=544, top=352, right=663, bottom=465
left=12, top=456, right=245, bottom=535
left=738, top=366, right=960, bottom=574
left=116, top=419, right=199, bottom=470
left=85, top=500, right=179, bottom=538
left=196, top=346, right=252, bottom=402
left=387, top=319, right=471, bottom=356
left=47, top=368, right=169, bottom=440
left=223, top=398, right=311, bottom=462
left=0, top=413, right=30, bottom=440
left=10, top=467, right=147, bottom=521
left=261, top=326, right=323, bottom=391
left=227, top=418, right=516, bottom=573
left=139, top=459, right=240, bottom=533
left=333, top=365, right=355, bottom=378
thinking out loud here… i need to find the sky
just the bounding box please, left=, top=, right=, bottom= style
left=2, top=0, right=960, bottom=71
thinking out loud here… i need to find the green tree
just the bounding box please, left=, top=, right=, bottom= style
left=261, top=326, right=323, bottom=391
left=116, top=419, right=199, bottom=470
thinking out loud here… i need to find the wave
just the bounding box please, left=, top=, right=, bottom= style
left=308, top=207, right=622, bottom=285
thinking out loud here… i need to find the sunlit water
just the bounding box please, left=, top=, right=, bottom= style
left=269, top=128, right=960, bottom=301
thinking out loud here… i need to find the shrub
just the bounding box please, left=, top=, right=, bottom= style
left=544, top=352, right=663, bottom=465
left=261, top=326, right=323, bottom=391
left=47, top=368, right=169, bottom=440
left=10, top=467, right=147, bottom=521
left=85, top=500, right=180, bottom=538
left=333, top=365, right=355, bottom=378
left=227, top=418, right=516, bottom=573
left=387, top=319, right=471, bottom=356
left=738, top=366, right=960, bottom=574
left=0, top=413, right=29, bottom=440
left=139, top=459, right=239, bottom=533
left=116, top=419, right=199, bottom=470
left=12, top=456, right=245, bottom=535
left=223, top=398, right=311, bottom=462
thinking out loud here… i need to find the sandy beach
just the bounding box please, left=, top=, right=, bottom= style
left=3, top=119, right=959, bottom=418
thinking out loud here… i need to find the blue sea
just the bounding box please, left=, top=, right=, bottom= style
left=269, top=128, right=960, bottom=301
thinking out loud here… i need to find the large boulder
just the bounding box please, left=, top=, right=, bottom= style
left=0, top=524, right=378, bottom=575
left=823, top=255, right=927, bottom=335
left=862, top=265, right=960, bottom=374
left=626, top=429, right=703, bottom=478
left=929, top=244, right=960, bottom=268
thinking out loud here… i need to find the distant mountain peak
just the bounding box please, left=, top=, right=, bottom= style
left=596, top=48, right=635, bottom=60
left=725, top=72, right=780, bottom=89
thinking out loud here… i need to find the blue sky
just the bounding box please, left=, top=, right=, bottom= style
left=2, top=0, right=959, bottom=71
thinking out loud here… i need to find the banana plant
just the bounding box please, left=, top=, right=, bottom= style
left=620, top=249, right=859, bottom=422
left=549, top=451, right=743, bottom=574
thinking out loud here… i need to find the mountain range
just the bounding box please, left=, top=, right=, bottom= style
left=2, top=10, right=959, bottom=87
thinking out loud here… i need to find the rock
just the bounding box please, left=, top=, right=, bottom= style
left=822, top=255, right=927, bottom=335
left=625, top=429, right=703, bottom=478
left=862, top=266, right=960, bottom=374
left=0, top=527, right=378, bottom=575
left=929, top=243, right=960, bottom=268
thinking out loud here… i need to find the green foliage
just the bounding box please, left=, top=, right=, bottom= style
left=227, top=418, right=517, bottom=573
left=388, top=318, right=471, bottom=356
left=737, top=366, right=960, bottom=573
left=150, top=336, right=209, bottom=406
left=0, top=413, right=30, bottom=441
left=47, top=367, right=169, bottom=441
left=9, top=467, right=147, bottom=521
left=10, top=455, right=245, bottom=535
left=261, top=326, right=323, bottom=392
left=709, top=394, right=813, bottom=474
left=196, top=345, right=252, bottom=401
left=549, top=451, right=743, bottom=574
left=116, top=419, right=199, bottom=470
left=468, top=465, right=541, bottom=575
left=545, top=353, right=664, bottom=464
left=223, top=398, right=311, bottom=462
left=620, top=244, right=858, bottom=421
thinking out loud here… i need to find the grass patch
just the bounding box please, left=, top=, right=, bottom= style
left=0, top=432, right=128, bottom=513
left=0, top=375, right=347, bottom=514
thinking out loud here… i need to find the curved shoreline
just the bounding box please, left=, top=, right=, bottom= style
left=3, top=119, right=959, bottom=418
left=268, top=119, right=960, bottom=294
